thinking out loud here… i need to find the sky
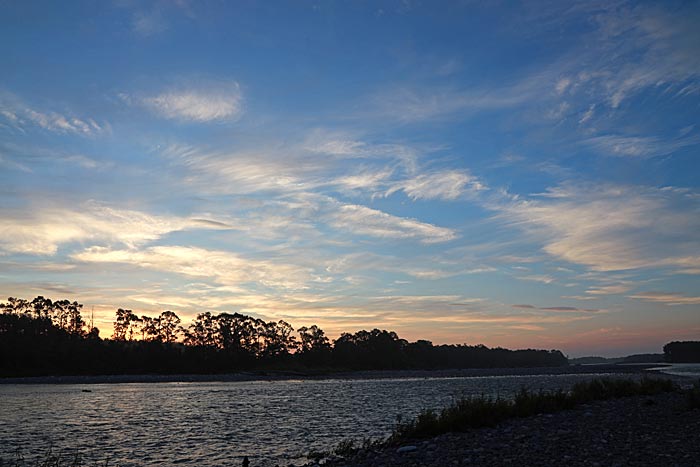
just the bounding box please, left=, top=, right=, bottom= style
left=0, top=0, right=699, bottom=357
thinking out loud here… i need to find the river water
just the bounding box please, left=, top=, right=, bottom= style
left=0, top=371, right=661, bottom=466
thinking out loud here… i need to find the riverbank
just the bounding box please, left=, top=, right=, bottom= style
left=0, top=364, right=667, bottom=385
left=317, top=389, right=700, bottom=466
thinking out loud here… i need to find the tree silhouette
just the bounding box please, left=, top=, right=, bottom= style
left=297, top=325, right=330, bottom=353
left=113, top=308, right=141, bottom=341
left=261, top=320, right=296, bottom=358
left=664, top=341, right=700, bottom=363
left=1, top=295, right=572, bottom=377
left=159, top=311, right=181, bottom=343
left=184, top=312, right=218, bottom=347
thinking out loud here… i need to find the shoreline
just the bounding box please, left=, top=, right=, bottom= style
left=316, top=389, right=700, bottom=467
left=0, top=363, right=668, bottom=385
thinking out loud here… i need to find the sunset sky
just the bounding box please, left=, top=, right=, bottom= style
left=1, top=0, right=699, bottom=356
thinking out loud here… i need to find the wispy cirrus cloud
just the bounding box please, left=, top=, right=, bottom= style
left=543, top=2, right=700, bottom=110
left=516, top=274, right=555, bottom=284
left=131, top=9, right=168, bottom=36
left=0, top=93, right=105, bottom=136
left=118, top=0, right=195, bottom=38
left=386, top=169, right=485, bottom=201
left=628, top=292, right=700, bottom=306
left=495, top=182, right=700, bottom=273
left=163, top=143, right=314, bottom=193
left=325, top=251, right=494, bottom=280
left=0, top=143, right=112, bottom=172
left=368, top=78, right=541, bottom=123
left=71, top=245, right=315, bottom=290
left=328, top=203, right=457, bottom=244
left=585, top=284, right=632, bottom=296
left=0, top=202, right=231, bottom=255
left=303, top=129, right=419, bottom=169
left=586, top=133, right=699, bottom=159
left=162, top=138, right=484, bottom=203
left=126, top=82, right=243, bottom=123
left=159, top=141, right=461, bottom=244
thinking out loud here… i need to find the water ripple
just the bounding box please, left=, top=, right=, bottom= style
left=0, top=373, right=628, bottom=466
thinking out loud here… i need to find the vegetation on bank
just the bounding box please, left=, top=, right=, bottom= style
left=0, top=447, right=111, bottom=467
left=1, top=295, right=567, bottom=377
left=389, top=377, right=678, bottom=442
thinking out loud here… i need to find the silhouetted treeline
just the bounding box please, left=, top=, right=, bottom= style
left=664, top=341, right=700, bottom=363
left=0, top=296, right=568, bottom=377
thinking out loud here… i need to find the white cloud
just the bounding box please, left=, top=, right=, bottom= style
left=586, top=134, right=699, bottom=158
left=328, top=203, right=457, bottom=244
left=555, top=78, right=571, bottom=95
left=332, top=168, right=394, bottom=191
left=547, top=101, right=570, bottom=120
left=371, top=80, right=538, bottom=123
left=496, top=183, right=700, bottom=272
left=161, top=137, right=432, bottom=198
left=564, top=3, right=700, bottom=108
left=387, top=170, right=484, bottom=201
left=71, top=245, right=314, bottom=290
left=0, top=143, right=112, bottom=172
left=161, top=143, right=313, bottom=193
left=141, top=84, right=243, bottom=122
left=132, top=10, right=167, bottom=36
left=309, top=138, right=367, bottom=157
left=0, top=94, right=104, bottom=136
left=153, top=143, right=461, bottom=244
left=578, top=104, right=595, bottom=124
left=302, top=129, right=419, bottom=171
left=325, top=251, right=494, bottom=280
left=0, top=202, right=230, bottom=255
left=628, top=292, right=700, bottom=306
left=585, top=284, right=632, bottom=295
left=517, top=274, right=555, bottom=284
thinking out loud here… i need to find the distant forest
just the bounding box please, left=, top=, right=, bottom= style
left=0, top=295, right=588, bottom=377
left=663, top=341, right=700, bottom=363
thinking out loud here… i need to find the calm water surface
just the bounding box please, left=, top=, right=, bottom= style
left=0, top=372, right=634, bottom=466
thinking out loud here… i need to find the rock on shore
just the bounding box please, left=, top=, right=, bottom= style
left=318, top=391, right=699, bottom=466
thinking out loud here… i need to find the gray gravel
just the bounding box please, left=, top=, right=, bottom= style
left=315, top=391, right=700, bottom=467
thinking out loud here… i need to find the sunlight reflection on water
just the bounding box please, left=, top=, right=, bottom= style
left=0, top=373, right=632, bottom=466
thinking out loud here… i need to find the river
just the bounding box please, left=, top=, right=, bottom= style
left=0, top=369, right=677, bottom=466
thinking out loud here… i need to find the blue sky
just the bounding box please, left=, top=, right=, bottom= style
left=1, top=0, right=699, bottom=356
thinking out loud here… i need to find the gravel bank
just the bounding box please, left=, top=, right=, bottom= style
left=318, top=391, right=699, bottom=467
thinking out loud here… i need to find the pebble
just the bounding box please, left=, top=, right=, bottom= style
left=396, top=445, right=417, bottom=454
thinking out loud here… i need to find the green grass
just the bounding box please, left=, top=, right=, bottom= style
left=390, top=377, right=677, bottom=442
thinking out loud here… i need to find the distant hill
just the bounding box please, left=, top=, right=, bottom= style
left=621, top=353, right=665, bottom=364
